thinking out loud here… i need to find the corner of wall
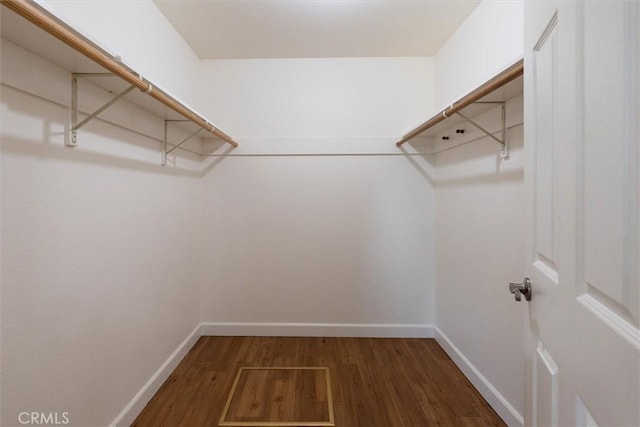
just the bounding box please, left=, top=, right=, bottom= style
left=435, top=327, right=524, bottom=427
left=433, top=0, right=524, bottom=109
left=110, top=324, right=203, bottom=426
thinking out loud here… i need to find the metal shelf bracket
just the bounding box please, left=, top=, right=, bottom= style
left=69, top=73, right=135, bottom=146
left=455, top=101, right=509, bottom=159
left=162, top=120, right=204, bottom=166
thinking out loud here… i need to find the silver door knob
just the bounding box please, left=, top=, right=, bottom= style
left=509, top=278, right=532, bottom=302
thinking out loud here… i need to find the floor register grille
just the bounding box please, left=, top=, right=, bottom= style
left=219, top=367, right=335, bottom=427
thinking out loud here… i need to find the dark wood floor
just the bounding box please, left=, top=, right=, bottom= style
left=132, top=336, right=505, bottom=427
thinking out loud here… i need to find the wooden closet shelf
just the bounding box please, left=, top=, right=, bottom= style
left=397, top=59, right=524, bottom=147
left=0, top=0, right=238, bottom=149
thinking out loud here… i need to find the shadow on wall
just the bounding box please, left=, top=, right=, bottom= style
left=435, top=169, right=524, bottom=188
left=1, top=134, right=202, bottom=179
left=1, top=84, right=212, bottom=177
left=434, top=124, right=524, bottom=165
left=200, top=139, right=235, bottom=176
left=398, top=144, right=436, bottom=186
left=434, top=124, right=525, bottom=188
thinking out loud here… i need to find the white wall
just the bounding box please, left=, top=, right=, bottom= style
left=434, top=96, right=525, bottom=425
left=200, top=57, right=434, bottom=138
left=43, top=0, right=203, bottom=111
left=198, top=58, right=437, bottom=331
left=200, top=149, right=435, bottom=330
left=434, top=0, right=523, bottom=109
left=431, top=3, right=526, bottom=425
left=0, top=41, right=202, bottom=426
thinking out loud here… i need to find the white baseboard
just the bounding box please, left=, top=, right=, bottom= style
left=110, top=323, right=202, bottom=427
left=110, top=321, right=431, bottom=425
left=200, top=322, right=434, bottom=338
left=113, top=323, right=529, bottom=426
left=434, top=326, right=524, bottom=427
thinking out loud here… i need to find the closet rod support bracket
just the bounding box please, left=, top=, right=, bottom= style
left=69, top=73, right=134, bottom=147
left=162, top=120, right=205, bottom=166
left=500, top=101, right=509, bottom=160
left=455, top=102, right=509, bottom=160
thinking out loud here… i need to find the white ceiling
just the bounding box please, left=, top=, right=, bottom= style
left=153, top=0, right=480, bottom=59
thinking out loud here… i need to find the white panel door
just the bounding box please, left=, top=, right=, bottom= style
left=524, top=1, right=639, bottom=426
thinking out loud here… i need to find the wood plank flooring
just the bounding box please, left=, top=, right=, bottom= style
left=220, top=367, right=332, bottom=425
left=132, top=337, right=505, bottom=427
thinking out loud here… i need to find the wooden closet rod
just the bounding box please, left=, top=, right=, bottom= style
left=1, top=0, right=238, bottom=148
left=396, top=59, right=523, bottom=147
